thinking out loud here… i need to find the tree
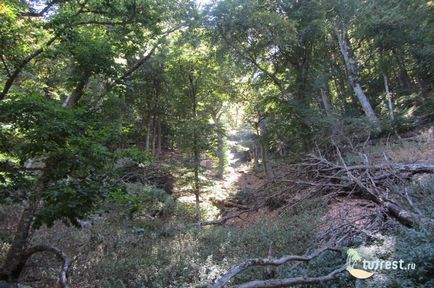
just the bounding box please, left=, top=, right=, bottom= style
left=167, top=32, right=216, bottom=221
left=334, top=27, right=380, bottom=128
left=209, top=0, right=331, bottom=150
left=0, top=95, right=125, bottom=282
left=0, top=0, right=179, bottom=103
left=0, top=0, right=190, bottom=284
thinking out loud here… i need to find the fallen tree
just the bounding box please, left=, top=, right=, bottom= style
left=265, top=144, right=434, bottom=227
left=237, top=266, right=346, bottom=288
left=212, top=143, right=434, bottom=286
left=213, top=247, right=345, bottom=288
left=23, top=245, right=70, bottom=288
left=0, top=244, right=70, bottom=288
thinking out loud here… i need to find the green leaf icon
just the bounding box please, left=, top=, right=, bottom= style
left=347, top=248, right=362, bottom=262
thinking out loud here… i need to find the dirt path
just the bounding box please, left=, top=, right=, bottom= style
left=176, top=130, right=265, bottom=220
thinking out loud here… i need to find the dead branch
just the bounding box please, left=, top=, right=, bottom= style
left=382, top=200, right=416, bottom=227
left=21, top=244, right=70, bottom=288
left=200, top=203, right=268, bottom=227
left=164, top=205, right=263, bottom=234
left=295, top=142, right=434, bottom=228
left=335, top=163, right=434, bottom=173
left=236, top=266, right=346, bottom=288
left=212, top=247, right=342, bottom=288
left=333, top=144, right=419, bottom=226
left=200, top=208, right=256, bottom=226
left=210, top=198, right=250, bottom=210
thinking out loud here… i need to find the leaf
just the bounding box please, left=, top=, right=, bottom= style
left=347, top=248, right=362, bottom=262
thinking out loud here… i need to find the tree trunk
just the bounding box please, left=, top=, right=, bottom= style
left=336, top=29, right=380, bottom=128
left=193, top=150, right=201, bottom=222
left=156, top=117, right=162, bottom=156
left=383, top=74, right=394, bottom=120
left=394, top=49, right=413, bottom=91
left=261, top=141, right=274, bottom=179
left=320, top=87, right=333, bottom=117
left=151, top=115, right=157, bottom=155
left=217, top=125, right=225, bottom=179
left=257, top=119, right=274, bottom=179
left=253, top=125, right=261, bottom=167
left=0, top=203, right=37, bottom=281
left=320, top=86, right=339, bottom=139
left=191, top=77, right=201, bottom=222
left=211, top=114, right=225, bottom=179
left=62, top=72, right=91, bottom=108
left=414, top=73, right=428, bottom=96
left=145, top=113, right=152, bottom=151
left=0, top=179, right=45, bottom=281
left=253, top=143, right=259, bottom=167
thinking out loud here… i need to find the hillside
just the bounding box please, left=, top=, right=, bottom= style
left=1, top=0, right=434, bottom=287
left=1, top=125, right=433, bottom=287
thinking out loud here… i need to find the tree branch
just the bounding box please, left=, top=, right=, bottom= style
left=115, top=46, right=157, bottom=84
left=213, top=247, right=341, bottom=288
left=74, top=20, right=132, bottom=26
left=0, top=54, right=11, bottom=77
left=22, top=244, right=70, bottom=288
left=238, top=266, right=346, bottom=288
left=0, top=0, right=89, bottom=101
left=0, top=35, right=58, bottom=100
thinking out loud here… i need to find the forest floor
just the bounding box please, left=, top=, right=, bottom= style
left=174, top=127, right=279, bottom=230
left=1, top=126, right=433, bottom=287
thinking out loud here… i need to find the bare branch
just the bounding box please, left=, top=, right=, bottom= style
left=213, top=247, right=341, bottom=288
left=200, top=207, right=257, bottom=226
left=22, top=244, right=71, bottom=288
left=237, top=266, right=346, bottom=288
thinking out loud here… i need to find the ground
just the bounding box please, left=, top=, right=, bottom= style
left=0, top=126, right=433, bottom=287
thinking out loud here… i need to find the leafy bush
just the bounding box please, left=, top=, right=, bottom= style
left=109, top=183, right=175, bottom=220
left=89, top=198, right=326, bottom=287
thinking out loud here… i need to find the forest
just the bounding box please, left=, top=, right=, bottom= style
left=0, top=0, right=433, bottom=287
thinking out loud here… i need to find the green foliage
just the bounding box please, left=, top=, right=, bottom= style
left=403, top=176, right=434, bottom=219
left=109, top=183, right=175, bottom=219
left=114, top=146, right=154, bottom=165
left=391, top=224, right=434, bottom=287
left=0, top=95, right=126, bottom=226
left=63, top=29, right=116, bottom=78
left=90, top=199, right=325, bottom=287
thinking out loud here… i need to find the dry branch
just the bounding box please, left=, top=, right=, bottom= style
left=200, top=208, right=255, bottom=226
left=164, top=206, right=262, bottom=234
left=21, top=244, right=70, bottom=288
left=212, top=247, right=342, bottom=288
left=335, top=163, right=434, bottom=174
left=210, top=198, right=250, bottom=210
left=237, top=266, right=346, bottom=288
